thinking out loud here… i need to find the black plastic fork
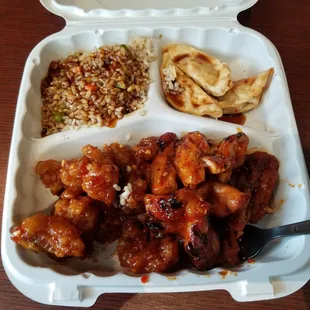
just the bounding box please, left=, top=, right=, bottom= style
left=238, top=220, right=310, bottom=260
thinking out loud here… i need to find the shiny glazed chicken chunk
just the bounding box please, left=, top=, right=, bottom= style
left=61, top=186, right=84, bottom=200
left=133, top=136, right=160, bottom=162
left=207, top=181, right=251, bottom=218
left=124, top=177, right=148, bottom=212
left=103, top=143, right=134, bottom=172
left=151, top=144, right=177, bottom=195
left=118, top=221, right=179, bottom=273
left=61, top=145, right=119, bottom=206
left=61, top=157, right=89, bottom=188
left=202, top=132, right=249, bottom=182
left=35, top=160, right=64, bottom=195
left=175, top=132, right=211, bottom=187
left=119, top=164, right=149, bottom=213
left=12, top=214, right=85, bottom=257
left=54, top=196, right=100, bottom=232
left=133, top=132, right=178, bottom=164
left=217, top=132, right=249, bottom=168
left=81, top=145, right=119, bottom=205
left=95, top=212, right=123, bottom=244
left=230, top=151, right=279, bottom=225
left=145, top=188, right=219, bottom=270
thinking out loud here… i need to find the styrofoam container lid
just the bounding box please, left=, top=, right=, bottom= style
left=40, top=0, right=258, bottom=21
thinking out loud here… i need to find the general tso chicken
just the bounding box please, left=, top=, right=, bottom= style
left=12, top=131, right=279, bottom=273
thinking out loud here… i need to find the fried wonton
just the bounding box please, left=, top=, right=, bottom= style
left=218, top=68, right=274, bottom=114
left=161, top=54, right=223, bottom=118
left=163, top=44, right=233, bottom=97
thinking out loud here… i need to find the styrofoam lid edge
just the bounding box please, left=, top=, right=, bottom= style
left=40, top=0, right=258, bottom=22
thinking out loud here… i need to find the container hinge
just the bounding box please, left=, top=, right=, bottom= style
left=65, top=15, right=237, bottom=26
left=52, top=285, right=83, bottom=301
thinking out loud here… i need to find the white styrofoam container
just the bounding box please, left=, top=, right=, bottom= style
left=2, top=0, right=310, bottom=307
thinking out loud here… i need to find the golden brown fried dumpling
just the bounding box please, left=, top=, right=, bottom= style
left=218, top=68, right=274, bottom=114
left=163, top=44, right=233, bottom=97
left=161, top=54, right=223, bottom=118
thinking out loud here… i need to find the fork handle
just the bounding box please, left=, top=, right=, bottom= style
left=268, top=220, right=310, bottom=239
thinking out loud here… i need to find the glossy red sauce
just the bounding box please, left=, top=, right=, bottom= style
left=219, top=114, right=246, bottom=125
left=167, top=93, right=183, bottom=107
left=141, top=275, right=149, bottom=284
left=219, top=270, right=229, bottom=279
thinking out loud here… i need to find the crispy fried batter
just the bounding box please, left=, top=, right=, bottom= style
left=54, top=196, right=100, bottom=232
left=230, top=151, right=279, bottom=224
left=35, top=160, right=64, bottom=195
left=145, top=189, right=218, bottom=270
left=207, top=181, right=250, bottom=218
left=202, top=133, right=249, bottom=182
left=127, top=178, right=148, bottom=211
left=61, top=186, right=84, bottom=199
left=61, top=157, right=89, bottom=188
left=217, top=132, right=249, bottom=168
left=103, top=143, right=134, bottom=171
left=118, top=221, right=179, bottom=273
left=175, top=132, right=211, bottom=187
left=12, top=214, right=85, bottom=257
left=133, top=136, right=160, bottom=162
left=81, top=145, right=119, bottom=205
left=96, top=212, right=123, bottom=244
left=151, top=144, right=177, bottom=195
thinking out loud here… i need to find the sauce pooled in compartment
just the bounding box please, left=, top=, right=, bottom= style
left=218, top=114, right=246, bottom=125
